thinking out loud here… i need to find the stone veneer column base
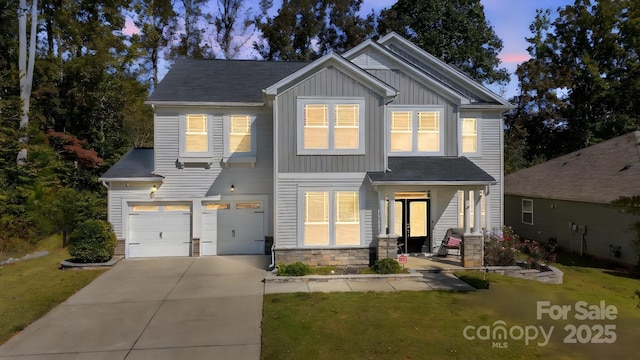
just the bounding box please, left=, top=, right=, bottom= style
left=377, top=235, right=399, bottom=260
left=462, top=234, right=483, bottom=267
left=274, top=248, right=373, bottom=267
left=192, top=239, right=200, bottom=257
left=114, top=239, right=125, bottom=257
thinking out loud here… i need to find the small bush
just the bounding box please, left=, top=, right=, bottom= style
left=67, top=220, right=116, bottom=263
left=373, top=258, right=402, bottom=274
left=277, top=261, right=311, bottom=276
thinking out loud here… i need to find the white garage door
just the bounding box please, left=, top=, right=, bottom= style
left=128, top=204, right=191, bottom=257
left=201, top=201, right=265, bottom=255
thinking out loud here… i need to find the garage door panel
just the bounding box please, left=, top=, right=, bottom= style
left=128, top=205, right=191, bottom=258
left=217, top=207, right=264, bottom=255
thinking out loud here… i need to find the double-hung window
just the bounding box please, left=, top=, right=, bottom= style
left=223, top=114, right=256, bottom=162
left=180, top=113, right=214, bottom=161
left=462, top=118, right=478, bottom=154
left=389, top=107, right=443, bottom=155
left=297, top=98, right=365, bottom=154
left=522, top=199, right=533, bottom=225
left=303, top=190, right=361, bottom=246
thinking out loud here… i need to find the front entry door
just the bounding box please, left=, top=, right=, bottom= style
left=395, top=199, right=430, bottom=253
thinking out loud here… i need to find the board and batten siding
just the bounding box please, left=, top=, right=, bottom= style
left=276, top=66, right=386, bottom=173
left=367, top=69, right=459, bottom=156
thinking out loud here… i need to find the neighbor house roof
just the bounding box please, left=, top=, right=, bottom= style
left=505, top=131, right=640, bottom=204
left=100, top=148, right=160, bottom=181
left=367, top=157, right=496, bottom=185
left=147, top=59, right=310, bottom=105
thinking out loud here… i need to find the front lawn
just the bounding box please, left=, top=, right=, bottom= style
left=0, top=235, right=106, bottom=345
left=262, top=255, right=640, bottom=359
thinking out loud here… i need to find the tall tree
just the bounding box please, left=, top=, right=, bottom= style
left=255, top=0, right=374, bottom=61
left=17, top=0, right=37, bottom=165
left=506, top=0, right=640, bottom=170
left=377, top=0, right=509, bottom=85
left=131, top=0, right=177, bottom=88
left=212, top=0, right=254, bottom=59
left=172, top=0, right=210, bottom=59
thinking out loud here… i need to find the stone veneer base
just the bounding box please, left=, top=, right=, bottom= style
left=274, top=247, right=374, bottom=267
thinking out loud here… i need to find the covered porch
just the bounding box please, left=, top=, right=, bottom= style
left=367, top=157, right=497, bottom=267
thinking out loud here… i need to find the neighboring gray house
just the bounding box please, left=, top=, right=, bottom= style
left=100, top=33, right=511, bottom=266
left=505, top=131, right=640, bottom=266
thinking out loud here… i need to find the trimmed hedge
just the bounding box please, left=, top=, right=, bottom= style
left=373, top=258, right=402, bottom=274
left=277, top=261, right=311, bottom=276
left=67, top=220, right=117, bottom=263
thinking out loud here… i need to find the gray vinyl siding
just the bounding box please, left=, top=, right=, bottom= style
left=152, top=106, right=275, bottom=235
left=505, top=196, right=638, bottom=266
left=463, top=110, right=504, bottom=230
left=276, top=67, right=386, bottom=173
left=275, top=174, right=374, bottom=248
left=432, top=187, right=460, bottom=248
left=107, top=182, right=160, bottom=238
left=368, top=69, right=459, bottom=156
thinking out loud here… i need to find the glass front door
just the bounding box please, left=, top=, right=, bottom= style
left=395, top=199, right=430, bottom=253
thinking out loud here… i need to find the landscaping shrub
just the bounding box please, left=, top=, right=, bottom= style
left=373, top=258, right=402, bottom=274
left=277, top=261, right=311, bottom=276
left=484, top=227, right=519, bottom=266
left=67, top=220, right=117, bottom=263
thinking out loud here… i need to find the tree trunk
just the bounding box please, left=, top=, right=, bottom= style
left=17, top=0, right=37, bottom=165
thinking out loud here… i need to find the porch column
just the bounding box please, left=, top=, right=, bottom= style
left=378, top=191, right=386, bottom=235
left=463, top=190, right=471, bottom=234
left=474, top=189, right=482, bottom=234
left=388, top=191, right=396, bottom=235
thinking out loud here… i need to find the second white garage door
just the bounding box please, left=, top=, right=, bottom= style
left=128, top=204, right=191, bottom=258
left=201, top=201, right=265, bottom=255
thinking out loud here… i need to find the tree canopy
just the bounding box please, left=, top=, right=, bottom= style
left=377, top=0, right=510, bottom=85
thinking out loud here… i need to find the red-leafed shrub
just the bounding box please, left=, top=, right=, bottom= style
left=46, top=129, right=104, bottom=168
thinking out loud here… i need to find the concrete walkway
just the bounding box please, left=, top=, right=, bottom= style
left=0, top=255, right=474, bottom=360
left=0, top=256, right=269, bottom=360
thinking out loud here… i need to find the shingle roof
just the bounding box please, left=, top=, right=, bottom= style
left=367, top=157, right=496, bottom=184
left=505, top=131, right=640, bottom=203
left=147, top=59, right=311, bottom=103
left=100, top=148, right=159, bottom=180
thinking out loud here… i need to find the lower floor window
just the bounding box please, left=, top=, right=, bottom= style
left=304, top=190, right=360, bottom=246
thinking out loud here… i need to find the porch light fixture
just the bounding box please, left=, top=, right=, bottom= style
left=230, top=184, right=235, bottom=192
left=150, top=185, right=157, bottom=198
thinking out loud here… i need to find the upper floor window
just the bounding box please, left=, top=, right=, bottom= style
left=389, top=107, right=443, bottom=155
left=180, top=113, right=214, bottom=161
left=223, top=114, right=257, bottom=163
left=185, top=114, right=208, bottom=153
left=462, top=118, right=478, bottom=154
left=297, top=98, right=365, bottom=155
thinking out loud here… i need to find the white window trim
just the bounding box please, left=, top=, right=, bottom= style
left=179, top=113, right=214, bottom=162
left=460, top=113, right=482, bottom=157
left=522, top=199, right=533, bottom=225
left=223, top=114, right=257, bottom=164
left=297, top=97, right=366, bottom=155
left=387, top=105, right=445, bottom=156
left=297, top=187, right=364, bottom=247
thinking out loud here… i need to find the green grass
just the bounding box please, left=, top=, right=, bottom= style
left=262, top=255, right=640, bottom=360
left=0, top=235, right=106, bottom=345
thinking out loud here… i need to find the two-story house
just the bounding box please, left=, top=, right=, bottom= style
left=100, top=33, right=512, bottom=266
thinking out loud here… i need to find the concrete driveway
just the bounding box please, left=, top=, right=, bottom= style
left=0, top=256, right=270, bottom=360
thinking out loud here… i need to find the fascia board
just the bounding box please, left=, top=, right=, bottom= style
left=378, top=32, right=512, bottom=107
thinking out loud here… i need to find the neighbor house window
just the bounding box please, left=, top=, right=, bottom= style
left=303, top=190, right=360, bottom=246
left=458, top=190, right=486, bottom=230
left=389, top=107, right=443, bottom=155
left=185, top=114, right=208, bottom=153
left=223, top=114, right=256, bottom=162
left=462, top=118, right=478, bottom=153
left=297, top=98, right=365, bottom=154
left=180, top=114, right=214, bottom=160
left=522, top=199, right=533, bottom=225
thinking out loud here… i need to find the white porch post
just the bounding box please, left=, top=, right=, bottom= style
left=388, top=191, right=396, bottom=235
left=378, top=190, right=386, bottom=235
left=463, top=190, right=471, bottom=234
left=474, top=189, right=482, bottom=235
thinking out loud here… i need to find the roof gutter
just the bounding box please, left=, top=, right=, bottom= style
left=368, top=180, right=497, bottom=186
left=98, top=177, right=163, bottom=182
left=145, top=101, right=265, bottom=107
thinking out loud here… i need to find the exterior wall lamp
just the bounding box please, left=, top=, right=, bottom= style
left=230, top=184, right=235, bottom=192
left=150, top=185, right=157, bottom=198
